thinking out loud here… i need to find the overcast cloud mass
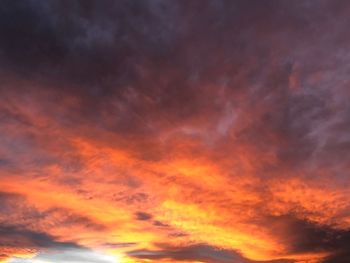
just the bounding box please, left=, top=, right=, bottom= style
left=1, top=1, right=350, bottom=263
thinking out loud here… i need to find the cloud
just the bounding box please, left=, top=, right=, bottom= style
left=127, top=243, right=292, bottom=263
left=251, top=214, right=350, bottom=260
left=1, top=1, right=350, bottom=263
left=0, top=225, right=81, bottom=249
left=0, top=224, right=82, bottom=261
left=135, top=212, right=153, bottom=221
left=153, top=220, right=170, bottom=227
left=8, top=248, right=116, bottom=263
left=127, top=243, right=248, bottom=262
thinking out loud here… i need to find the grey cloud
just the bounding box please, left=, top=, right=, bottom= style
left=0, top=225, right=81, bottom=250
left=251, top=214, right=350, bottom=263
left=153, top=220, right=170, bottom=227
left=127, top=244, right=245, bottom=262
left=127, top=243, right=292, bottom=263
left=2, top=0, right=349, bottom=147
left=135, top=211, right=153, bottom=221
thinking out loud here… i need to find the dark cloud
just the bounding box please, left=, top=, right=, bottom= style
left=113, top=192, right=149, bottom=204
left=318, top=228, right=350, bottom=263
left=0, top=214, right=85, bottom=261
left=324, top=251, right=350, bottom=263
left=254, top=215, right=350, bottom=262
left=127, top=243, right=291, bottom=263
left=0, top=0, right=181, bottom=93
left=135, top=211, right=153, bottom=221
left=153, top=220, right=170, bottom=227
left=168, top=232, right=188, bottom=238
left=0, top=224, right=81, bottom=249
left=0, top=194, right=103, bottom=260
left=127, top=243, right=245, bottom=262
left=0, top=0, right=347, bottom=160
left=1, top=0, right=349, bottom=148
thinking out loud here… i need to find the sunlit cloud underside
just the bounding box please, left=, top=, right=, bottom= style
left=1, top=1, right=350, bottom=263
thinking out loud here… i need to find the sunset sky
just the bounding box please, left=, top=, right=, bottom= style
left=1, top=1, right=350, bottom=263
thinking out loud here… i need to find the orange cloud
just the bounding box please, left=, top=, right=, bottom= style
left=2, top=1, right=350, bottom=263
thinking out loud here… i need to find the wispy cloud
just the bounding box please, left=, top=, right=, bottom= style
left=1, top=1, right=350, bottom=262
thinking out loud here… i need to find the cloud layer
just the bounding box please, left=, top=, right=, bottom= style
left=1, top=1, right=350, bottom=262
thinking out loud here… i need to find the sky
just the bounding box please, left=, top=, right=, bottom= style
left=1, top=1, right=350, bottom=263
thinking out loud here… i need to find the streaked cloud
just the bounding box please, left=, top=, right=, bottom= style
left=1, top=1, right=350, bottom=263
